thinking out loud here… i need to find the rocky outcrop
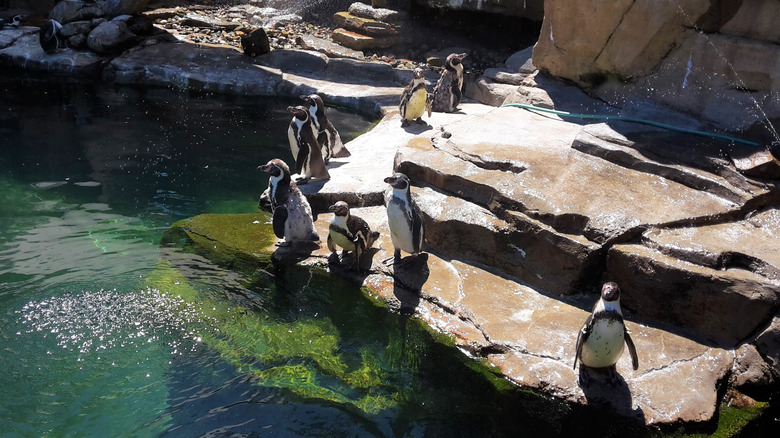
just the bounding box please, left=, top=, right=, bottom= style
left=415, top=0, right=544, bottom=21
left=532, top=0, right=780, bottom=134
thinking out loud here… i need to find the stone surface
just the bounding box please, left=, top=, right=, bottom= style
left=295, top=34, right=364, bottom=60
left=331, top=27, right=401, bottom=51
left=333, top=11, right=399, bottom=38
left=416, top=0, right=544, bottom=21
left=755, top=316, right=780, bottom=380
left=166, top=206, right=736, bottom=426
left=50, top=1, right=105, bottom=25
left=0, top=32, right=108, bottom=77
left=532, top=0, right=780, bottom=133
left=87, top=20, right=137, bottom=55
left=348, top=2, right=402, bottom=23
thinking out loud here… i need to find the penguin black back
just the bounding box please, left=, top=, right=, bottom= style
left=39, top=19, right=62, bottom=54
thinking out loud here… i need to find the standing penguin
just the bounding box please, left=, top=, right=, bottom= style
left=384, top=173, right=424, bottom=264
left=431, top=53, right=467, bottom=113
left=327, top=201, right=380, bottom=272
left=287, top=105, right=330, bottom=184
left=574, top=282, right=639, bottom=382
left=258, top=158, right=319, bottom=246
left=39, top=19, right=63, bottom=54
left=399, top=67, right=430, bottom=127
left=300, top=94, right=351, bottom=160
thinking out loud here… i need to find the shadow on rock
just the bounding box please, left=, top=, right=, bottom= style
left=391, top=253, right=429, bottom=316
left=326, top=247, right=380, bottom=282
left=578, top=366, right=646, bottom=423
left=402, top=122, right=433, bottom=135
left=271, top=241, right=321, bottom=264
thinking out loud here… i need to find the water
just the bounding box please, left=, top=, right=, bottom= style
left=0, top=77, right=617, bottom=437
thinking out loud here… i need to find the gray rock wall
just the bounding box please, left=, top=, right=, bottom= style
left=414, top=0, right=544, bottom=20
left=532, top=0, right=780, bottom=134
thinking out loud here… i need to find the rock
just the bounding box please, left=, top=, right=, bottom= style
left=126, top=15, right=154, bottom=36
left=142, top=8, right=181, bottom=21
left=505, top=46, right=535, bottom=74
left=755, top=316, right=780, bottom=380
left=331, top=28, right=401, bottom=51
left=295, top=34, right=364, bottom=60
left=50, top=1, right=105, bottom=24
left=731, top=344, right=777, bottom=401
left=60, top=20, right=94, bottom=39
left=333, top=12, right=399, bottom=38
left=181, top=13, right=241, bottom=31
left=87, top=20, right=137, bottom=55
left=424, top=47, right=468, bottom=67
left=414, top=0, right=544, bottom=21
left=241, top=28, right=270, bottom=57
left=0, top=33, right=107, bottom=77
left=67, top=33, right=88, bottom=50
left=99, top=0, right=150, bottom=17
left=325, top=58, right=395, bottom=84
left=720, top=0, right=780, bottom=44
left=732, top=148, right=780, bottom=179
left=256, top=48, right=328, bottom=74
left=349, top=1, right=402, bottom=23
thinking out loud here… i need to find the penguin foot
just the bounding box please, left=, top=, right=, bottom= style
left=295, top=177, right=311, bottom=185
left=275, top=240, right=291, bottom=247
left=414, top=118, right=427, bottom=125
left=401, top=119, right=410, bottom=127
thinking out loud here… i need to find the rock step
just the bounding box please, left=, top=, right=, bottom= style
left=333, top=11, right=400, bottom=38
left=331, top=27, right=402, bottom=51
left=390, top=107, right=780, bottom=346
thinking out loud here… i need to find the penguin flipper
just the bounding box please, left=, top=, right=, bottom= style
left=327, top=233, right=336, bottom=253
left=272, top=207, right=288, bottom=239
left=295, top=142, right=307, bottom=176
left=411, top=204, right=425, bottom=253
left=573, top=317, right=592, bottom=370
left=624, top=328, right=639, bottom=371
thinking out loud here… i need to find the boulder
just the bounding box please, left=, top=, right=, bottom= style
left=87, top=20, right=137, bottom=55
left=331, top=28, right=401, bottom=51
left=333, top=12, right=399, bottom=38
left=256, top=48, right=328, bottom=74
left=50, top=1, right=105, bottom=24
left=241, top=28, right=270, bottom=57
left=99, top=0, right=151, bottom=17
left=295, top=34, right=364, bottom=60
left=348, top=2, right=402, bottom=23
left=60, top=20, right=94, bottom=39
left=755, top=315, right=780, bottom=380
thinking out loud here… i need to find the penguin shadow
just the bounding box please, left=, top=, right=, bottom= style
left=271, top=240, right=321, bottom=264
left=578, top=366, right=646, bottom=422
left=401, top=121, right=433, bottom=135
left=326, top=247, right=381, bottom=281
left=388, top=253, right=430, bottom=316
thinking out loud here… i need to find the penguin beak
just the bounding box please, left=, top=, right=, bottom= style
left=457, top=53, right=467, bottom=60
left=287, top=106, right=295, bottom=112
left=383, top=176, right=395, bottom=184
left=258, top=164, right=271, bottom=173
left=327, top=204, right=337, bottom=212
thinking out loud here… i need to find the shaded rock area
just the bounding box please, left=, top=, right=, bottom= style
left=2, top=0, right=780, bottom=432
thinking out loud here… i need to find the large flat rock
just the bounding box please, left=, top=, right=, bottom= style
left=167, top=208, right=735, bottom=426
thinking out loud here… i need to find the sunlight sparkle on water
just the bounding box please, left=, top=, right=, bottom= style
left=16, top=287, right=217, bottom=355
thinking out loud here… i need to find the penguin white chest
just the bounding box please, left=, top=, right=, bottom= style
left=330, top=217, right=355, bottom=251
left=405, top=88, right=427, bottom=120
left=580, top=318, right=626, bottom=368
left=387, top=199, right=415, bottom=254
left=287, top=125, right=299, bottom=159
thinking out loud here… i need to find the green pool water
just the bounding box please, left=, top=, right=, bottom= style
left=1, top=76, right=772, bottom=438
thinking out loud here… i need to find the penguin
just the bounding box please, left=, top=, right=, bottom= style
left=399, top=67, right=430, bottom=127
left=431, top=53, right=467, bottom=113
left=39, top=19, right=63, bottom=54
left=287, top=105, right=330, bottom=184
left=574, top=282, right=639, bottom=381
left=0, top=14, right=21, bottom=30
left=300, top=94, right=351, bottom=160
left=384, top=172, right=424, bottom=263
left=327, top=201, right=380, bottom=272
left=258, top=158, right=320, bottom=246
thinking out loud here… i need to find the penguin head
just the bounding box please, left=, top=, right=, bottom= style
left=446, top=52, right=467, bottom=68
left=600, top=282, right=621, bottom=302
left=384, top=173, right=411, bottom=191
left=300, top=94, right=324, bottom=110
left=328, top=201, right=350, bottom=217
left=412, top=67, right=424, bottom=80
left=288, top=105, right=309, bottom=122
left=258, top=158, right=291, bottom=180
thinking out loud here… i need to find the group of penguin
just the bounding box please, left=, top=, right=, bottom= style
left=261, top=55, right=638, bottom=382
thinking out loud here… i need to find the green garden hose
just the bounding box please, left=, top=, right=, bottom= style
left=501, top=103, right=760, bottom=147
